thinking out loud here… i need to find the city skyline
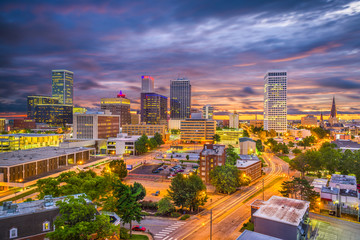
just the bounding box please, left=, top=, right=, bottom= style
left=0, top=1, right=359, bottom=116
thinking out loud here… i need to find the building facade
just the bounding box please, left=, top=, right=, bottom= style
left=301, top=115, right=317, bottom=127
left=51, top=70, right=74, bottom=105
left=100, top=91, right=131, bottom=127
left=141, top=75, right=155, bottom=93
left=0, top=119, right=5, bottom=132
left=199, top=144, right=226, bottom=184
left=170, top=78, right=191, bottom=119
left=264, top=71, right=287, bottom=133
left=216, top=129, right=243, bottom=145
left=202, top=104, right=214, bottom=119
left=239, top=137, right=256, bottom=155
left=180, top=119, right=216, bottom=143
left=122, top=123, right=167, bottom=138
left=140, top=93, right=168, bottom=125
left=236, top=155, right=262, bottom=181
left=12, top=119, right=36, bottom=130
left=0, top=134, right=64, bottom=152
left=73, top=113, right=120, bottom=139
left=229, top=112, right=239, bottom=129
left=107, top=134, right=141, bottom=156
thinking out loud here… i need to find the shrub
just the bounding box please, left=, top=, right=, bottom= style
left=140, top=200, right=158, bottom=210
left=180, top=214, right=190, bottom=220
left=171, top=212, right=181, bottom=218
left=119, top=227, right=130, bottom=239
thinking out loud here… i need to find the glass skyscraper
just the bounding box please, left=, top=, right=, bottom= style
left=264, top=71, right=287, bottom=133
left=141, top=75, right=155, bottom=93
left=170, top=78, right=191, bottom=119
left=140, top=93, right=167, bottom=125
left=52, top=70, right=74, bottom=105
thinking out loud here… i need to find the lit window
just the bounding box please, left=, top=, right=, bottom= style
left=43, top=221, right=50, bottom=231
left=10, top=228, right=17, bottom=238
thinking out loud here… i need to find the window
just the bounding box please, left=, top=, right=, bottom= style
left=43, top=221, right=50, bottom=231
left=10, top=228, right=17, bottom=238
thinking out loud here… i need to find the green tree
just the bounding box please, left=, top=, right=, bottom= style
left=269, top=129, right=277, bottom=138
left=225, top=145, right=238, bottom=165
left=289, top=154, right=310, bottom=178
left=213, top=134, right=221, bottom=143
left=243, top=130, right=250, bottom=137
left=319, top=142, right=341, bottom=174
left=288, top=141, right=295, bottom=148
left=255, top=139, right=264, bottom=152
left=311, top=127, right=328, bottom=139
left=157, top=196, right=175, bottom=215
left=149, top=137, right=158, bottom=149
left=47, top=195, right=115, bottom=240
left=292, top=148, right=302, bottom=155
left=37, top=177, right=61, bottom=199
left=130, top=182, right=146, bottom=201
left=186, top=155, right=190, bottom=161
left=109, top=159, right=128, bottom=180
left=154, top=132, right=164, bottom=145
left=135, top=134, right=149, bottom=155
left=210, top=165, right=240, bottom=194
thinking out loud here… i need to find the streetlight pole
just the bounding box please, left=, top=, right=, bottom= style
left=262, top=178, right=265, bottom=201
left=210, top=198, right=213, bottom=240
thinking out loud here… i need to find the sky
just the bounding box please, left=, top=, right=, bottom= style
left=0, top=0, right=360, bottom=118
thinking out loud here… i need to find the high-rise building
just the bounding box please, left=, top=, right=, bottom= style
left=202, top=104, right=214, bottom=119
left=141, top=75, right=155, bottom=93
left=0, top=119, right=6, bottom=132
left=170, top=78, right=191, bottom=119
left=140, top=93, right=167, bottom=125
left=52, top=70, right=74, bottom=105
left=229, top=112, right=239, bottom=129
left=101, top=91, right=131, bottom=127
left=264, top=71, right=287, bottom=133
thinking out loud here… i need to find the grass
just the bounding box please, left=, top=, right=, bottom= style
left=240, top=219, right=254, bottom=232
left=130, top=235, right=149, bottom=240
left=242, top=177, right=283, bottom=204
left=0, top=188, right=38, bottom=206
left=278, top=155, right=291, bottom=164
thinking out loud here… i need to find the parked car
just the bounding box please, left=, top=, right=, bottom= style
left=132, top=225, right=146, bottom=232
left=181, top=166, right=186, bottom=169
left=152, top=169, right=160, bottom=173
left=170, top=168, right=175, bottom=172
left=155, top=191, right=160, bottom=196
left=163, top=165, right=168, bottom=169
left=177, top=169, right=184, bottom=173
left=158, top=167, right=164, bottom=171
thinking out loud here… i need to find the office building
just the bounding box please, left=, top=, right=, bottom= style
left=12, top=119, right=36, bottom=130
left=170, top=78, right=191, bottom=119
left=107, top=134, right=141, bottom=156
left=0, top=147, right=93, bottom=187
left=0, top=119, right=6, bottom=132
left=101, top=91, right=131, bottom=126
left=264, top=71, right=287, bottom=133
left=301, top=115, right=317, bottom=127
left=140, top=93, right=167, bottom=125
left=216, top=129, right=243, bottom=145
left=130, top=111, right=141, bottom=124
left=199, top=144, right=226, bottom=184
left=141, top=75, right=155, bottom=93
left=236, top=155, right=262, bottom=181
left=122, top=123, right=167, bottom=138
left=51, top=70, right=74, bottom=105
left=239, top=137, right=256, bottom=155
left=169, top=119, right=182, bottom=130
left=250, top=120, right=264, bottom=128
left=251, top=196, right=310, bottom=240
left=229, top=112, right=239, bottom=129
left=73, top=113, right=120, bottom=139
left=73, top=107, right=87, bottom=114
left=202, top=104, right=214, bottom=119
left=27, top=96, right=60, bottom=119
left=180, top=119, right=216, bottom=143
left=0, top=134, right=64, bottom=152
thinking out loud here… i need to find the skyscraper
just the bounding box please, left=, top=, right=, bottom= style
left=170, top=78, right=191, bottom=119
left=141, top=75, right=155, bottom=93
left=52, top=70, right=74, bottom=105
left=264, top=71, right=287, bottom=133
left=101, top=91, right=131, bottom=127
left=140, top=93, right=167, bottom=125
left=202, top=105, right=214, bottom=119
left=229, top=112, right=239, bottom=129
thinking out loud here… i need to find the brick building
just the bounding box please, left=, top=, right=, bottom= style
left=199, top=144, right=226, bottom=184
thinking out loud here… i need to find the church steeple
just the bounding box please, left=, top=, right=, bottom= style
left=330, top=96, right=337, bottom=118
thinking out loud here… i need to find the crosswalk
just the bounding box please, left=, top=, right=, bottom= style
left=153, top=221, right=186, bottom=239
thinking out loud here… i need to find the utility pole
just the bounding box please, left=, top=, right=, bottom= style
left=262, top=178, right=265, bottom=201
left=210, top=198, right=213, bottom=240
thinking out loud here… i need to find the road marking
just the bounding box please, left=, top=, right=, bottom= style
left=162, top=237, right=170, bottom=240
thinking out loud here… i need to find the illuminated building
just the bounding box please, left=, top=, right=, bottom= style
left=12, top=118, right=36, bottom=130
left=73, top=107, right=87, bottom=114
left=0, top=134, right=64, bottom=152
left=0, top=147, right=93, bottom=187
left=301, top=115, right=318, bottom=126
left=216, top=129, right=243, bottom=145
left=239, top=137, right=256, bottom=155
left=73, top=113, right=120, bottom=139
left=131, top=111, right=141, bottom=124
left=236, top=155, right=262, bottom=181
left=27, top=96, right=72, bottom=126
left=0, top=119, right=5, bottom=132
left=100, top=91, right=131, bottom=126
left=140, top=93, right=167, bottom=125
left=229, top=112, right=239, bottom=129
left=107, top=134, right=141, bottom=156
left=141, top=75, right=154, bottom=93
left=199, top=144, right=226, bottom=183
left=180, top=119, right=216, bottom=143
left=264, top=71, right=287, bottom=133
left=170, top=78, right=191, bottom=119
left=52, top=70, right=74, bottom=105
left=328, top=96, right=339, bottom=126
left=202, top=104, right=214, bottom=119
left=122, top=123, right=167, bottom=138
left=249, top=120, right=264, bottom=128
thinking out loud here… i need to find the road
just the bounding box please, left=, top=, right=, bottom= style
left=160, top=152, right=289, bottom=240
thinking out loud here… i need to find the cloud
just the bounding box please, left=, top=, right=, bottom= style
left=76, top=80, right=106, bottom=91
left=317, top=78, right=360, bottom=89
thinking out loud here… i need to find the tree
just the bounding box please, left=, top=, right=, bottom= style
left=213, top=134, right=221, bottom=143
left=37, top=177, right=61, bottom=199
left=154, top=132, right=164, bottom=145
left=210, top=165, right=240, bottom=194
left=311, top=127, right=328, bottom=139
left=186, top=155, right=190, bottom=161
left=225, top=145, right=238, bottom=165
left=289, top=154, right=310, bottom=178
left=113, top=180, right=143, bottom=237
left=319, top=142, right=341, bottom=174
left=149, top=137, right=158, bottom=149
left=135, top=134, right=149, bottom=155
left=269, top=129, right=277, bottom=138
left=47, top=195, right=115, bottom=240
left=292, top=148, right=302, bottom=155
left=255, top=139, right=264, bottom=152
left=157, top=196, right=175, bottom=215
left=109, top=159, right=128, bottom=180
left=288, top=141, right=295, bottom=148
left=130, top=182, right=146, bottom=201
left=243, top=130, right=250, bottom=137
left=167, top=174, right=207, bottom=211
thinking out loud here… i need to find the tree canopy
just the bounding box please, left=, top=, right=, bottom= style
left=225, top=145, right=238, bottom=165
left=210, top=165, right=250, bottom=194
left=109, top=159, right=128, bottom=180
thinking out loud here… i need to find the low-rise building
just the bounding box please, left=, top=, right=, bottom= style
left=301, top=115, right=318, bottom=127
left=0, top=134, right=64, bottom=152
left=288, top=129, right=311, bottom=139
left=311, top=178, right=328, bottom=193
left=180, top=119, right=216, bottom=143
left=107, top=134, right=141, bottom=156
left=199, top=144, right=226, bottom=184
left=236, top=155, right=262, bottom=181
left=239, top=137, right=256, bottom=155
left=332, top=139, right=360, bottom=152
left=249, top=120, right=263, bottom=128
left=12, top=119, right=36, bottom=130
left=329, top=174, right=357, bottom=191
left=0, top=147, right=94, bottom=188
left=169, top=119, right=182, bottom=130
left=216, top=129, right=243, bottom=145
left=122, top=123, right=167, bottom=138
left=236, top=230, right=281, bottom=240
left=252, top=196, right=310, bottom=240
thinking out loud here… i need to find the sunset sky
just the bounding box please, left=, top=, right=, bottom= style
left=0, top=0, right=359, bottom=118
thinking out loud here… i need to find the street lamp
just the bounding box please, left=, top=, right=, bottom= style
left=210, top=198, right=213, bottom=240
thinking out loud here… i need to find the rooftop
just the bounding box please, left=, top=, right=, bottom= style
left=239, top=137, right=255, bottom=143
left=311, top=178, right=328, bottom=188
left=0, top=147, right=93, bottom=167
left=332, top=139, right=360, bottom=149
left=201, top=144, right=225, bottom=156
left=250, top=199, right=265, bottom=209
left=239, top=155, right=259, bottom=161
left=0, top=133, right=62, bottom=138
left=321, top=186, right=340, bottom=195
left=340, top=189, right=358, bottom=198
left=253, top=196, right=309, bottom=226
left=236, top=230, right=281, bottom=240
left=330, top=174, right=357, bottom=186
